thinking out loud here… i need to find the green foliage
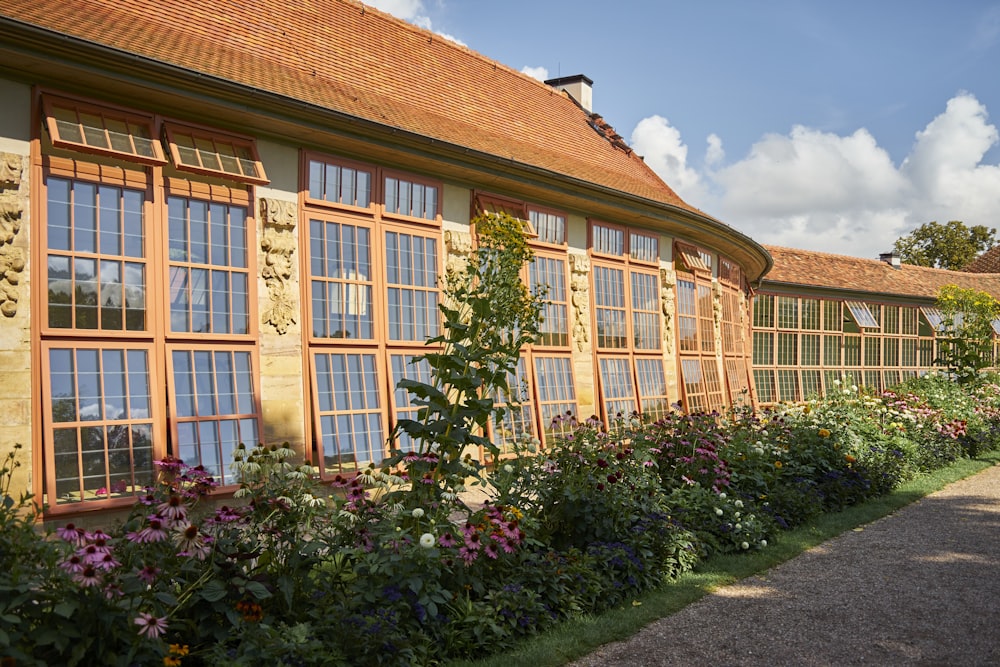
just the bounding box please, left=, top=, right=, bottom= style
left=5, top=363, right=1000, bottom=665
left=934, top=284, right=1000, bottom=383
left=893, top=220, right=996, bottom=270
left=386, top=211, right=544, bottom=506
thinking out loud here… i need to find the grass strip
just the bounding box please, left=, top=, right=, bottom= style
left=449, top=451, right=1000, bottom=667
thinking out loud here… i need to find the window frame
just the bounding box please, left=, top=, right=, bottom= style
left=42, top=93, right=167, bottom=166
left=40, top=340, right=164, bottom=513
left=163, top=121, right=269, bottom=186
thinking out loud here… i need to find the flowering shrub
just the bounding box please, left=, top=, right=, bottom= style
left=4, top=371, right=1000, bottom=665
left=637, top=410, right=733, bottom=493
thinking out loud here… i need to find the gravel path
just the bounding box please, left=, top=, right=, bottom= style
left=571, top=463, right=1000, bottom=666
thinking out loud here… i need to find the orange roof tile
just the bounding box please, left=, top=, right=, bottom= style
left=1, top=0, right=698, bottom=214
left=762, top=245, right=1000, bottom=300
left=963, top=246, right=1000, bottom=273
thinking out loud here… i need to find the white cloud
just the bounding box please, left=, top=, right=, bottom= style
left=705, top=133, right=725, bottom=167
left=367, top=0, right=425, bottom=21
left=367, top=0, right=465, bottom=45
left=521, top=66, right=549, bottom=81
left=631, top=93, right=1000, bottom=259
left=630, top=115, right=707, bottom=202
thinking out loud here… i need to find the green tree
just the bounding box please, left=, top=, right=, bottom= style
left=934, top=284, right=1000, bottom=384
left=892, top=220, right=996, bottom=270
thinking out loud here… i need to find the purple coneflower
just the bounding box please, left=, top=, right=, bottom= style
left=437, top=532, right=457, bottom=548
left=134, top=612, right=168, bottom=639
left=129, top=515, right=170, bottom=544
left=73, top=565, right=102, bottom=587
left=59, top=554, right=85, bottom=575
left=137, top=565, right=161, bottom=584
left=56, top=523, right=88, bottom=546
left=157, top=495, right=187, bottom=524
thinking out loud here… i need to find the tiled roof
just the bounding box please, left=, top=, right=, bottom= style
left=1, top=0, right=697, bottom=214
left=762, top=245, right=1000, bottom=300
left=963, top=246, right=1000, bottom=273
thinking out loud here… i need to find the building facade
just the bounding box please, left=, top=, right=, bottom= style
left=752, top=246, right=1000, bottom=402
left=0, top=0, right=771, bottom=516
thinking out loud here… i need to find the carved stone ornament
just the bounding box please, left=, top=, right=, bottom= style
left=659, top=268, right=674, bottom=342
left=258, top=198, right=298, bottom=334
left=569, top=253, right=591, bottom=352
left=0, top=153, right=22, bottom=189
left=444, top=229, right=473, bottom=274
left=0, top=152, right=25, bottom=318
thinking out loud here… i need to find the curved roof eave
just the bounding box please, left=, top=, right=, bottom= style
left=0, top=15, right=773, bottom=282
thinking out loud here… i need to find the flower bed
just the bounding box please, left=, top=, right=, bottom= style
left=4, top=372, right=1000, bottom=666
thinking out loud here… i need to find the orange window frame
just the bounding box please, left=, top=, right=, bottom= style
left=42, top=93, right=167, bottom=166
left=40, top=340, right=164, bottom=513
left=163, top=183, right=256, bottom=341
left=305, top=211, right=379, bottom=343
left=382, top=168, right=442, bottom=224
left=163, top=121, right=268, bottom=185
left=165, top=345, right=263, bottom=488
left=39, top=157, right=153, bottom=338
left=309, top=347, right=389, bottom=476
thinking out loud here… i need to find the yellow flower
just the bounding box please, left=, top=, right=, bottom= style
left=818, top=428, right=831, bottom=438
left=774, top=461, right=783, bottom=469
left=169, top=645, right=190, bottom=657
left=845, top=454, right=856, bottom=464
left=163, top=658, right=182, bottom=667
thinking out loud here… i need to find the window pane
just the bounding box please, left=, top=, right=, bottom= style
left=44, top=346, right=154, bottom=505
left=168, top=197, right=250, bottom=334
left=312, top=352, right=384, bottom=475
left=170, top=348, right=259, bottom=484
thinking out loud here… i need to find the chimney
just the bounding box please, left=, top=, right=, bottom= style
left=545, top=74, right=593, bottom=113
left=879, top=252, right=901, bottom=269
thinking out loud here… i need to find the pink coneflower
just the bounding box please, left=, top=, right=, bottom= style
left=464, top=532, right=481, bottom=550
left=134, top=612, right=168, bottom=639
left=93, top=552, right=121, bottom=571
left=137, top=490, right=157, bottom=506
left=59, top=554, right=85, bottom=575
left=497, top=537, right=516, bottom=554
left=77, top=544, right=106, bottom=564
left=73, top=565, right=102, bottom=587
left=458, top=546, right=478, bottom=565
left=137, top=565, right=161, bottom=584
left=437, top=532, right=457, bottom=548
left=331, top=474, right=349, bottom=488
left=157, top=495, right=187, bottom=525
left=209, top=505, right=244, bottom=524
left=56, top=523, right=88, bottom=546
left=483, top=541, right=499, bottom=559
left=128, top=516, right=170, bottom=544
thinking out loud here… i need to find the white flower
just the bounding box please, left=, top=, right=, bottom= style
left=715, top=508, right=724, bottom=516
left=718, top=492, right=727, bottom=500
left=741, top=541, right=750, bottom=550
left=411, top=508, right=425, bottom=519
left=503, top=464, right=514, bottom=474
left=735, top=523, right=742, bottom=531
left=419, top=533, right=435, bottom=548
left=734, top=511, right=742, bottom=519
left=760, top=539, right=768, bottom=547
left=833, top=379, right=841, bottom=386
left=734, top=500, right=744, bottom=508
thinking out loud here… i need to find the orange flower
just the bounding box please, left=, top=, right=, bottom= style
left=844, top=454, right=856, bottom=464
left=818, top=428, right=831, bottom=438
left=236, top=600, right=263, bottom=623
left=774, top=461, right=783, bottom=469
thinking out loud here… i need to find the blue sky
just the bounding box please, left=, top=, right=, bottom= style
left=371, top=1, right=1000, bottom=260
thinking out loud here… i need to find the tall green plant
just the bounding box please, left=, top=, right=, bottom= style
left=935, top=284, right=1000, bottom=383
left=386, top=212, right=543, bottom=505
